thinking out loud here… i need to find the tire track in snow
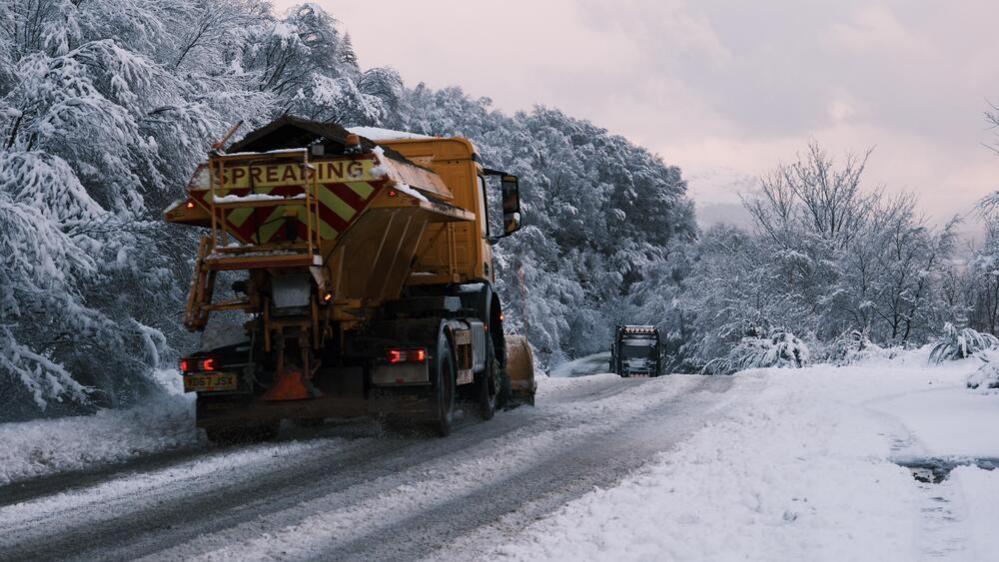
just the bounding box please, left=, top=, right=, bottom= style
left=168, top=377, right=727, bottom=561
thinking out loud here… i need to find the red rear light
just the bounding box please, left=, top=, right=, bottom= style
left=387, top=348, right=426, bottom=364
left=201, top=358, right=217, bottom=372
left=180, top=359, right=191, bottom=373
left=387, top=349, right=402, bottom=364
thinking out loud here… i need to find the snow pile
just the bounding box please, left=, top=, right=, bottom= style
left=949, top=466, right=999, bottom=557
left=966, top=351, right=999, bottom=393
left=535, top=372, right=618, bottom=396
left=347, top=126, right=434, bottom=142
left=871, top=380, right=999, bottom=459
left=550, top=352, right=612, bottom=378
left=0, top=438, right=344, bottom=552
left=393, top=182, right=429, bottom=202
left=496, top=358, right=996, bottom=561
left=213, top=193, right=306, bottom=203
left=0, top=393, right=196, bottom=486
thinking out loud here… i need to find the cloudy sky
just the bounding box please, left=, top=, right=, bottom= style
left=279, top=0, right=999, bottom=222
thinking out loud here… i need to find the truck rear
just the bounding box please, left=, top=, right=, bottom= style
left=165, top=117, right=535, bottom=440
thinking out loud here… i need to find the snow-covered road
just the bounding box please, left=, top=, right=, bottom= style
left=5, top=352, right=994, bottom=561
left=0, top=373, right=735, bottom=561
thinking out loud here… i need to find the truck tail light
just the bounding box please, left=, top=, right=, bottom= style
left=201, top=358, right=217, bottom=372
left=387, top=348, right=426, bottom=364
left=180, top=358, right=192, bottom=373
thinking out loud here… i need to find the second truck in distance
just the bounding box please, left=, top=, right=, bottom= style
left=610, top=325, right=663, bottom=377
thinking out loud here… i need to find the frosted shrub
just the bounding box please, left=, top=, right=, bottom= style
left=705, top=329, right=810, bottom=374
left=826, top=330, right=896, bottom=366
left=929, top=323, right=998, bottom=363
left=967, top=351, right=999, bottom=393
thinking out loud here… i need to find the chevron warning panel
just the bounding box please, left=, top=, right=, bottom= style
left=187, top=156, right=389, bottom=246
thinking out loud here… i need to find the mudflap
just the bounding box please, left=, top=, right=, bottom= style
left=197, top=366, right=366, bottom=434
left=504, top=335, right=537, bottom=407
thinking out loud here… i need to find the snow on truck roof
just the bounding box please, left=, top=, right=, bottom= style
left=346, top=126, right=435, bottom=142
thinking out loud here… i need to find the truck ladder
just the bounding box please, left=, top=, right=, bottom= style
left=204, top=149, right=322, bottom=271
left=184, top=236, right=216, bottom=331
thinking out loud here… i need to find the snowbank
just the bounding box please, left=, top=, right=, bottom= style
left=950, top=466, right=999, bottom=558
left=870, top=385, right=999, bottom=458
left=0, top=392, right=196, bottom=486
left=496, top=355, right=996, bottom=561
left=549, top=352, right=612, bottom=378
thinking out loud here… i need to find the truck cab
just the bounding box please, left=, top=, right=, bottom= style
left=373, top=136, right=521, bottom=287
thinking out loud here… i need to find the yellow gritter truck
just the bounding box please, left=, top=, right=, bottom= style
left=165, top=116, right=535, bottom=441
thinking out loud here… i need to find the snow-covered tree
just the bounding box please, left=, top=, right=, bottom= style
left=240, top=4, right=401, bottom=125
left=0, top=151, right=103, bottom=413
left=663, top=143, right=964, bottom=372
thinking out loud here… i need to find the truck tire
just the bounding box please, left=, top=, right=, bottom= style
left=431, top=329, right=456, bottom=437
left=475, top=338, right=500, bottom=420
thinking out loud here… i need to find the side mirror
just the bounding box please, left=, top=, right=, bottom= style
left=501, top=174, right=522, bottom=236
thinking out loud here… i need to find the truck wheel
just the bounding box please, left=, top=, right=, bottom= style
left=475, top=338, right=500, bottom=420
left=430, top=330, right=456, bottom=437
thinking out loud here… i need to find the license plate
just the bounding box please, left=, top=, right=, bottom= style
left=184, top=372, right=238, bottom=393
